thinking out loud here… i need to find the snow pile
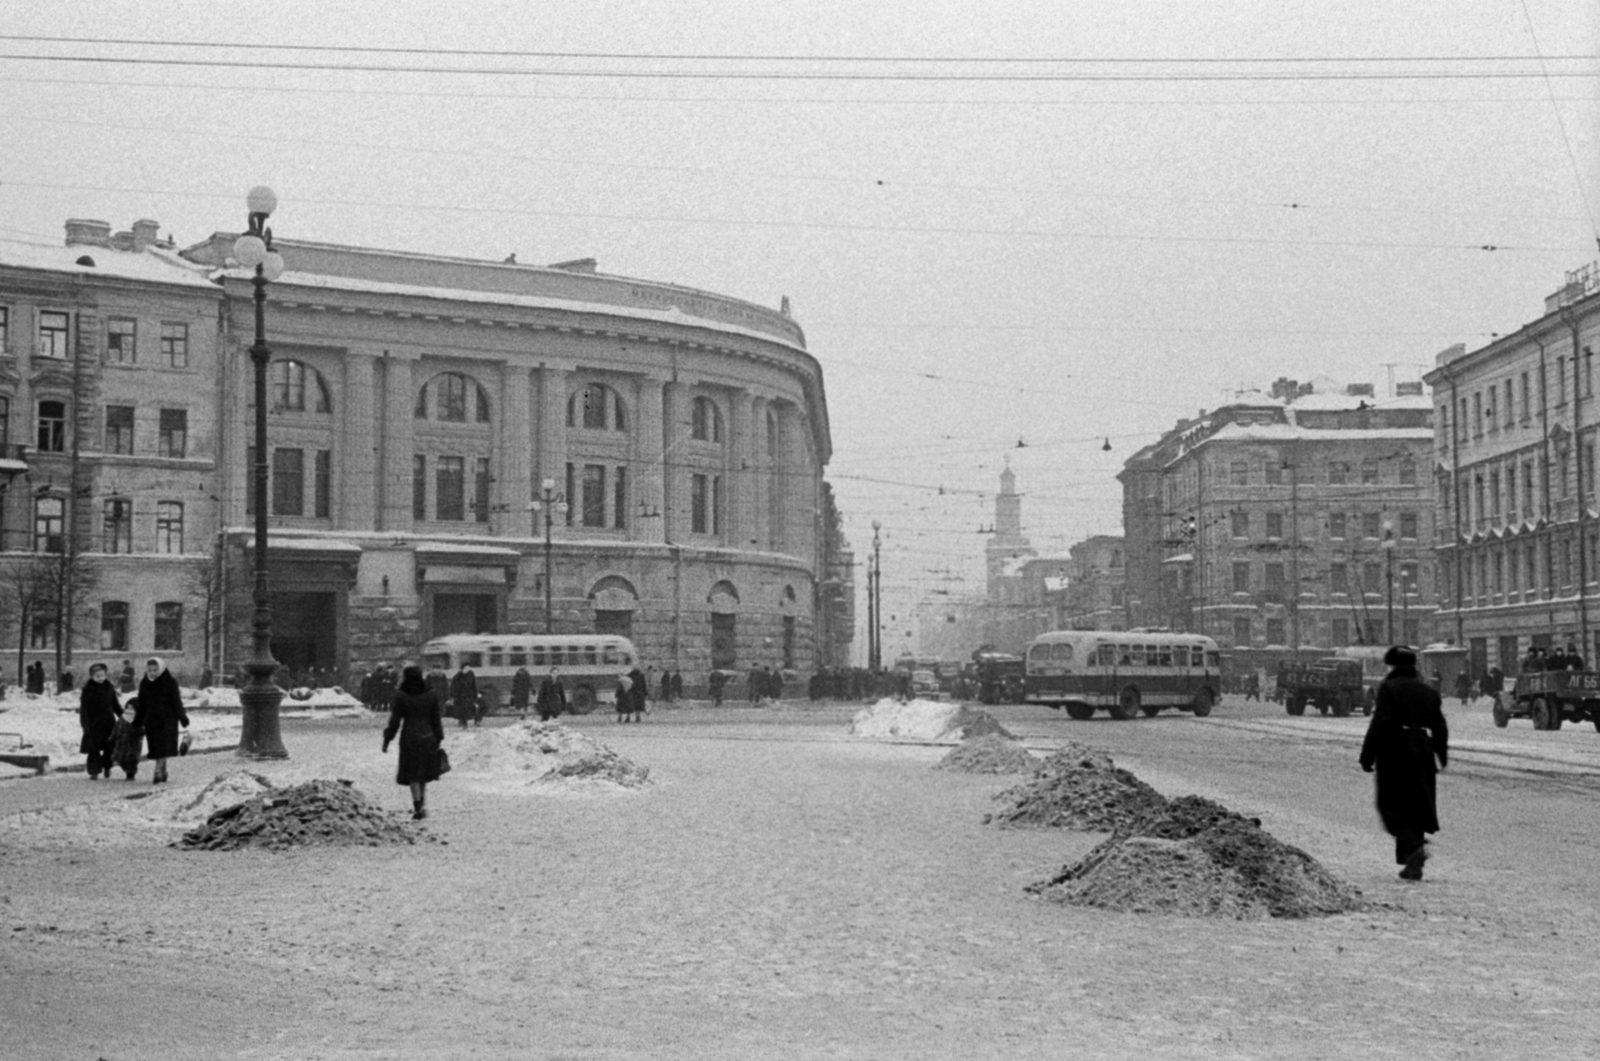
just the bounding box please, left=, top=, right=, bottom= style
left=1026, top=796, right=1365, bottom=919
left=447, top=721, right=650, bottom=789
left=849, top=699, right=1014, bottom=742
left=176, top=778, right=430, bottom=851
left=0, top=769, right=276, bottom=848
left=188, top=686, right=364, bottom=713
left=935, top=734, right=1038, bottom=774
left=985, top=743, right=1166, bottom=831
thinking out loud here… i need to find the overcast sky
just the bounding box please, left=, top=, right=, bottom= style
left=2, top=1, right=1596, bottom=651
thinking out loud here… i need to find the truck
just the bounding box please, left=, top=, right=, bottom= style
left=1496, top=670, right=1600, bottom=731
left=1275, top=657, right=1369, bottom=717
left=971, top=652, right=1025, bottom=705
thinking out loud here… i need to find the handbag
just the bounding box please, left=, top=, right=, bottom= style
left=437, top=747, right=452, bottom=776
left=178, top=729, right=193, bottom=756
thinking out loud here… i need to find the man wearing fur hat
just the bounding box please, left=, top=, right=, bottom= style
left=1359, top=645, right=1449, bottom=882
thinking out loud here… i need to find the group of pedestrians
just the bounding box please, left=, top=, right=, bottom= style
left=75, top=658, right=191, bottom=784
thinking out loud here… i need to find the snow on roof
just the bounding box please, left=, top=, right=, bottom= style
left=1204, top=422, right=1434, bottom=443
left=1288, top=392, right=1432, bottom=413
left=0, top=238, right=217, bottom=289
left=216, top=266, right=811, bottom=356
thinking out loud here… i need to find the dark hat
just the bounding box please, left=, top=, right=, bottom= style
left=1383, top=645, right=1417, bottom=668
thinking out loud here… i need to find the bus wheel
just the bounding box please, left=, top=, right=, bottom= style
left=1190, top=688, right=1214, bottom=717
left=569, top=684, right=597, bottom=715
left=1491, top=700, right=1510, bottom=728
left=1065, top=704, right=1094, bottom=721
left=1111, top=687, right=1141, bottom=720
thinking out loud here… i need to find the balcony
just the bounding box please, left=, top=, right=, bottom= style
left=0, top=443, right=28, bottom=480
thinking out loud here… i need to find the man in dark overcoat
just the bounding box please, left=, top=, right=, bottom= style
left=449, top=664, right=480, bottom=729
left=626, top=664, right=648, bottom=722
left=511, top=665, right=533, bottom=719
left=1360, top=645, right=1449, bottom=881
left=536, top=668, right=566, bottom=721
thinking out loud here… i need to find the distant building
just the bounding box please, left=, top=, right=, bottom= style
left=1423, top=262, right=1600, bottom=678
left=1120, top=385, right=1437, bottom=652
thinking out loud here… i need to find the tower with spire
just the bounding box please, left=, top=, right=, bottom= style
left=986, top=460, right=1036, bottom=596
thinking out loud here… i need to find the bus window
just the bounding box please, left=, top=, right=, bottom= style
left=602, top=645, right=619, bottom=665
left=423, top=653, right=450, bottom=671
left=509, top=648, right=527, bottom=667
left=1029, top=643, right=1053, bottom=663
left=1052, top=643, right=1074, bottom=662
left=581, top=645, right=597, bottom=665
left=1206, top=651, right=1221, bottom=669
left=532, top=646, right=546, bottom=668
left=1156, top=646, right=1172, bottom=667
left=489, top=647, right=504, bottom=668
left=461, top=651, right=483, bottom=668
left=1117, top=644, right=1132, bottom=665
left=1096, top=645, right=1117, bottom=667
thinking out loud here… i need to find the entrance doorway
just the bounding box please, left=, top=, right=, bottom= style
left=271, top=591, right=338, bottom=677
left=432, top=593, right=499, bottom=636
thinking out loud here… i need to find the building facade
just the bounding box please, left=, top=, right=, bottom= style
left=0, top=221, right=222, bottom=681
left=1423, top=263, right=1600, bottom=678
left=1121, top=387, right=1438, bottom=653
left=0, top=218, right=845, bottom=685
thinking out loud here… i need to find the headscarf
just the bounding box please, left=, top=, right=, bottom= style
left=145, top=657, right=168, bottom=677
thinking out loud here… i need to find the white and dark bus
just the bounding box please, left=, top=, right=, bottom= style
left=1024, top=630, right=1222, bottom=720
left=419, top=633, right=640, bottom=715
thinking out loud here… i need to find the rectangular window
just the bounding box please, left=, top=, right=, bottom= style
left=1232, top=561, right=1250, bottom=593
left=1522, top=372, right=1531, bottom=422
left=155, top=501, right=183, bottom=553
left=103, top=498, right=132, bottom=553
left=1403, top=618, right=1420, bottom=645
left=1329, top=512, right=1346, bottom=540
left=37, top=400, right=66, bottom=452
left=100, top=601, right=129, bottom=652
left=1507, top=465, right=1517, bottom=516
left=1363, top=561, right=1382, bottom=595
left=1506, top=380, right=1515, bottom=427
left=436, top=456, right=465, bottom=521
left=614, top=466, right=627, bottom=530
left=1330, top=562, right=1348, bottom=595
left=1472, top=392, right=1483, bottom=435
left=1264, top=562, right=1285, bottom=600
left=1264, top=461, right=1283, bottom=485
left=1525, top=460, right=1536, bottom=514
left=581, top=463, right=607, bottom=527
left=412, top=455, right=426, bottom=521
left=1361, top=459, right=1379, bottom=484
left=1233, top=617, right=1252, bottom=646
left=34, top=496, right=63, bottom=552
left=1229, top=461, right=1248, bottom=486
left=1265, top=618, right=1286, bottom=646
left=439, top=374, right=467, bottom=421
left=1508, top=550, right=1520, bottom=592
left=1490, top=470, right=1501, bottom=516
left=1399, top=511, right=1419, bottom=540
left=315, top=450, right=332, bottom=518
left=158, top=408, right=187, bottom=458
left=1558, top=356, right=1568, bottom=406
left=1399, top=459, right=1417, bottom=486
left=565, top=463, right=575, bottom=526
left=1363, top=512, right=1381, bottom=539
left=1265, top=511, right=1283, bottom=539
left=1328, top=462, right=1349, bottom=485
left=106, top=317, right=137, bottom=363
left=273, top=448, right=305, bottom=516
left=473, top=457, right=490, bottom=523
left=1562, top=540, right=1573, bottom=587
left=159, top=322, right=188, bottom=368
left=691, top=473, right=709, bottom=534
left=38, top=310, right=69, bottom=358
left=713, top=475, right=723, bottom=535
left=29, top=615, right=54, bottom=650
left=1528, top=545, right=1540, bottom=592
left=1231, top=511, right=1249, bottom=539
left=1331, top=617, right=1350, bottom=646
left=154, top=601, right=183, bottom=651
left=105, top=405, right=134, bottom=455
left=1492, top=552, right=1503, bottom=594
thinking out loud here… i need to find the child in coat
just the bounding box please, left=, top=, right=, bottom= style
left=109, top=697, right=143, bottom=780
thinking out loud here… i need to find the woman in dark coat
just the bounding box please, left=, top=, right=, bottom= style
left=132, top=657, right=189, bottom=784
left=382, top=664, right=446, bottom=820
left=448, top=665, right=480, bottom=729
left=510, top=666, right=533, bottom=719
left=535, top=668, right=566, bottom=721
left=78, top=663, right=123, bottom=779
left=1360, top=646, right=1449, bottom=881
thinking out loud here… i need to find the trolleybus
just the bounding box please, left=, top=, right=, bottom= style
left=1024, top=630, right=1222, bottom=720
left=419, top=633, right=640, bottom=715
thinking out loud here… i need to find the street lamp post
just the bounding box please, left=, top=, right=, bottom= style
left=1382, top=519, right=1397, bottom=647
left=529, top=478, right=567, bottom=634
left=870, top=520, right=883, bottom=671
left=233, top=186, right=288, bottom=760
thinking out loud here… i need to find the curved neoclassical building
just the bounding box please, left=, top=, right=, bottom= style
left=179, top=235, right=835, bottom=683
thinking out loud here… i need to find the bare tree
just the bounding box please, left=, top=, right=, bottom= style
left=0, top=551, right=95, bottom=683
left=185, top=542, right=253, bottom=675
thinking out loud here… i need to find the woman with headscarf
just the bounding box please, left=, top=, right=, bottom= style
left=1360, top=645, right=1449, bottom=881
left=132, top=657, right=189, bottom=785
left=382, top=663, right=446, bottom=820
left=78, top=662, right=123, bottom=779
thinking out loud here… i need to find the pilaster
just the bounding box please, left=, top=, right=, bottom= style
left=500, top=362, right=533, bottom=536
left=634, top=374, right=666, bottom=543
left=663, top=379, right=685, bottom=544
left=378, top=353, right=416, bottom=531
left=339, top=351, right=377, bottom=529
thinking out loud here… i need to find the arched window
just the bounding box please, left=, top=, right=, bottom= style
left=691, top=396, right=723, bottom=443
left=270, top=360, right=332, bottom=413
left=567, top=384, right=626, bottom=431
left=416, top=373, right=492, bottom=423
left=37, top=400, right=66, bottom=452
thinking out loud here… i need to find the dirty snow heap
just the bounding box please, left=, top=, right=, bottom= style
left=176, top=779, right=429, bottom=851
left=849, top=698, right=1012, bottom=742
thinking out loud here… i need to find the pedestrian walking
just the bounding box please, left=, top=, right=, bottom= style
left=708, top=670, right=727, bottom=708
left=748, top=665, right=764, bottom=706
left=26, top=661, right=45, bottom=695
left=1452, top=670, right=1472, bottom=706
left=133, top=658, right=189, bottom=785
left=381, top=664, right=446, bottom=821
left=768, top=666, right=784, bottom=704
left=668, top=669, right=683, bottom=703
left=1359, top=645, right=1449, bottom=882
left=59, top=668, right=75, bottom=694
left=511, top=665, right=533, bottom=719
left=626, top=664, right=648, bottom=722
left=109, top=698, right=143, bottom=781
left=615, top=671, right=633, bottom=723
left=535, top=668, right=566, bottom=721
left=449, top=663, right=480, bottom=729
left=78, top=663, right=123, bottom=779
left=1244, top=671, right=1261, bottom=702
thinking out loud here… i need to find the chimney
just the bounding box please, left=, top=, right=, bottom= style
left=65, top=219, right=112, bottom=247
left=130, top=219, right=161, bottom=252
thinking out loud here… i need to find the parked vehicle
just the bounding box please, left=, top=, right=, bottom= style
left=1024, top=630, right=1221, bottom=720
left=1275, top=658, right=1368, bottom=717
left=972, top=652, right=1025, bottom=705
left=419, top=633, right=640, bottom=715
left=1497, top=670, right=1600, bottom=731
